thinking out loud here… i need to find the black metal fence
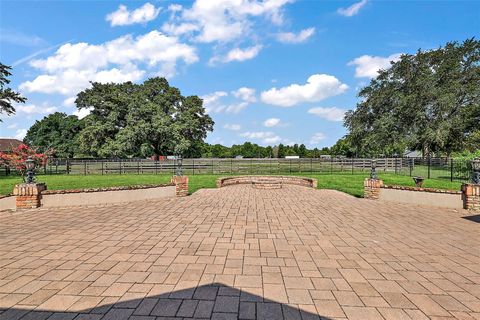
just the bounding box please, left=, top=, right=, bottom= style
left=0, top=157, right=473, bottom=182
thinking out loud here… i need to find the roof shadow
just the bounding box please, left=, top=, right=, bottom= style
left=0, top=283, right=332, bottom=320
left=462, top=214, right=480, bottom=223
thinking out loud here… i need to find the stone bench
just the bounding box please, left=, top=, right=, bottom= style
left=216, top=176, right=317, bottom=189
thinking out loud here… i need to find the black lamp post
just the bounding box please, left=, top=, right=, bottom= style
left=472, top=159, right=480, bottom=185
left=25, top=157, right=36, bottom=184
left=175, top=154, right=183, bottom=176
left=370, top=159, right=378, bottom=180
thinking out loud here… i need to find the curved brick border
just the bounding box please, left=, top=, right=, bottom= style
left=216, top=176, right=317, bottom=189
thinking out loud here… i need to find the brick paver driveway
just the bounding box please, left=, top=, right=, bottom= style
left=1, top=184, right=479, bottom=319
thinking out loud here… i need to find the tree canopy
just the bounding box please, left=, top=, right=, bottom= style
left=0, top=63, right=26, bottom=120
left=75, top=77, right=214, bottom=158
left=344, top=39, right=480, bottom=157
left=24, top=112, right=85, bottom=158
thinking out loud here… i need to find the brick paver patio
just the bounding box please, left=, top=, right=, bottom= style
left=0, top=184, right=479, bottom=319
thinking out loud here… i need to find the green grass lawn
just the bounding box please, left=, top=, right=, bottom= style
left=0, top=172, right=463, bottom=198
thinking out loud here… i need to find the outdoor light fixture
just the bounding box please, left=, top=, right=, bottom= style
left=472, top=159, right=480, bottom=185
left=370, top=159, right=378, bottom=180
left=175, top=154, right=183, bottom=176
left=25, top=157, right=36, bottom=184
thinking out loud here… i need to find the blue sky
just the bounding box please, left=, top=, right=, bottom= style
left=1, top=0, right=478, bottom=148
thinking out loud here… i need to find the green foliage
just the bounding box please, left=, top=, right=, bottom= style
left=199, top=142, right=331, bottom=158
left=24, top=112, right=84, bottom=158
left=330, top=137, right=356, bottom=157
left=345, top=39, right=480, bottom=157
left=0, top=63, right=27, bottom=120
left=75, top=77, right=214, bottom=158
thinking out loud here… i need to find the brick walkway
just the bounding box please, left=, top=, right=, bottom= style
left=0, top=185, right=479, bottom=319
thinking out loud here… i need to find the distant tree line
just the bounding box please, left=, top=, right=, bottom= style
left=200, top=142, right=331, bottom=158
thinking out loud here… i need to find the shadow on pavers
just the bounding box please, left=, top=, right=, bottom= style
left=462, top=214, right=480, bottom=223
left=0, top=283, right=333, bottom=320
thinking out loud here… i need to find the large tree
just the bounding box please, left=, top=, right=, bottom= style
left=0, top=63, right=26, bottom=120
left=24, top=112, right=84, bottom=158
left=75, top=77, right=214, bottom=158
left=345, top=39, right=480, bottom=157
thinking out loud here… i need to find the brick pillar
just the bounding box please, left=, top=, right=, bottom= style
left=171, top=176, right=189, bottom=197
left=364, top=178, right=383, bottom=200
left=462, top=183, right=480, bottom=211
left=12, top=183, right=46, bottom=209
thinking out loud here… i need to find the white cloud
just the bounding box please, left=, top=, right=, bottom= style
left=310, top=132, right=326, bottom=145
left=201, top=91, right=228, bottom=113
left=348, top=53, right=401, bottom=78
left=164, top=0, right=291, bottom=43
left=260, top=74, right=348, bottom=107
left=106, top=2, right=161, bottom=26
left=307, top=107, right=346, bottom=122
left=224, top=102, right=248, bottom=113
left=168, top=4, right=183, bottom=12
left=202, top=87, right=254, bottom=114
left=232, top=87, right=256, bottom=102
left=15, top=129, right=27, bottom=140
left=73, top=107, right=93, bottom=120
left=277, top=27, right=315, bottom=44
left=162, top=22, right=199, bottom=36
left=241, top=131, right=281, bottom=144
left=20, top=31, right=198, bottom=96
left=16, top=104, right=57, bottom=115
left=7, top=123, right=18, bottom=129
left=63, top=97, right=76, bottom=107
left=263, top=118, right=281, bottom=127
left=210, top=45, right=262, bottom=65
left=337, top=0, right=368, bottom=17
left=224, top=123, right=242, bottom=131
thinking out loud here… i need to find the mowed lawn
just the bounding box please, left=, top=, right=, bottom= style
left=0, top=173, right=463, bottom=198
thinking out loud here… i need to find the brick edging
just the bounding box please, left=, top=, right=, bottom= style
left=381, top=185, right=461, bottom=195
left=41, top=183, right=174, bottom=195
left=217, top=175, right=318, bottom=189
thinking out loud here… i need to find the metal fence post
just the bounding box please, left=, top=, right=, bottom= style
left=101, top=160, right=104, bottom=175
left=193, top=158, right=195, bottom=175
left=450, top=159, right=453, bottom=182
left=84, top=161, right=87, bottom=175
left=428, top=156, right=431, bottom=179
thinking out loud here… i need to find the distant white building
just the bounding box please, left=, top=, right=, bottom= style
left=404, top=150, right=422, bottom=158
left=285, top=155, right=300, bottom=159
